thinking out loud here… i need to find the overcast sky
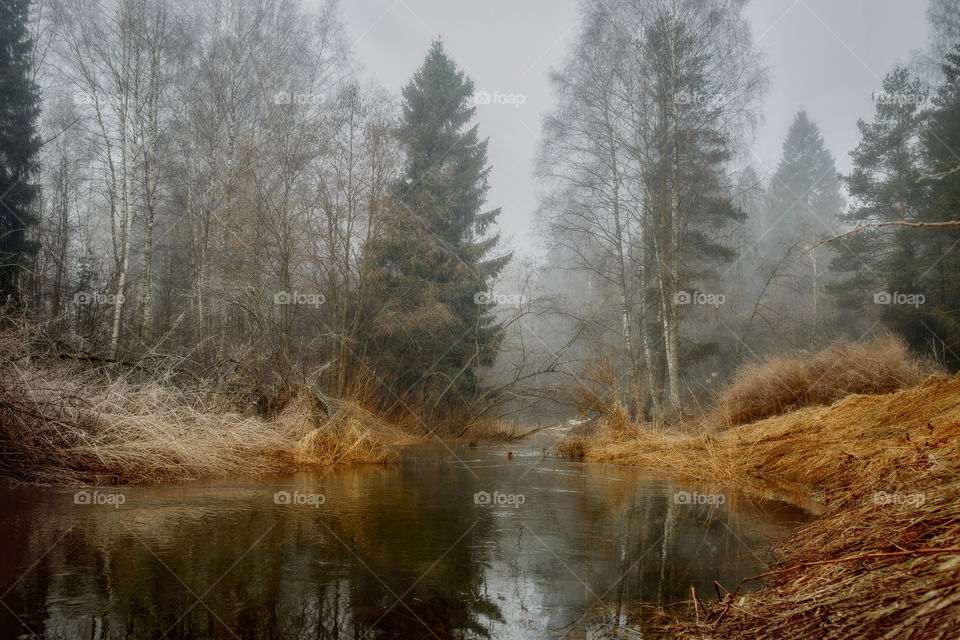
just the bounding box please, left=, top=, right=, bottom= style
left=336, top=0, right=931, bottom=256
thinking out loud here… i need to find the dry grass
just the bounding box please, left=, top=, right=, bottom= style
left=569, top=358, right=635, bottom=424
left=555, top=436, right=588, bottom=459
left=684, top=465, right=960, bottom=640
left=0, top=324, right=406, bottom=485
left=711, top=332, right=937, bottom=428
left=582, top=373, right=960, bottom=493
left=563, top=370, right=960, bottom=640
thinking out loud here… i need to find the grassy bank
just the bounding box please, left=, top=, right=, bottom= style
left=0, top=324, right=408, bottom=485
left=561, top=339, right=960, bottom=639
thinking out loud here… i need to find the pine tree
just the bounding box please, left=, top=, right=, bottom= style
left=829, top=68, right=929, bottom=348
left=0, top=0, right=41, bottom=305
left=916, top=46, right=960, bottom=366
left=367, top=41, right=509, bottom=414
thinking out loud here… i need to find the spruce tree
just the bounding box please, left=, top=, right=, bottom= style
left=767, top=110, right=843, bottom=240
left=760, top=110, right=843, bottom=345
left=368, top=40, right=509, bottom=413
left=0, top=0, right=41, bottom=305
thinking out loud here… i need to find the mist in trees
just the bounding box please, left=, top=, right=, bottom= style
left=533, top=0, right=766, bottom=417
left=520, top=0, right=960, bottom=419
left=3, top=0, right=528, bottom=429
left=4, top=0, right=960, bottom=427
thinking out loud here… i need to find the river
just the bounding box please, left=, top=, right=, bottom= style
left=0, top=438, right=811, bottom=639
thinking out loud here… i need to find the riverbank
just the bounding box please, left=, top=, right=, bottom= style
left=560, top=373, right=960, bottom=639
left=0, top=376, right=407, bottom=485
left=0, top=324, right=412, bottom=485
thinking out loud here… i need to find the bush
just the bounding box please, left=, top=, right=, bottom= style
left=713, top=332, right=937, bottom=428
left=0, top=321, right=398, bottom=484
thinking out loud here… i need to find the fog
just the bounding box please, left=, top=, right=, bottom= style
left=339, top=0, right=930, bottom=255
left=2, top=1, right=959, bottom=637
left=4, top=0, right=959, bottom=423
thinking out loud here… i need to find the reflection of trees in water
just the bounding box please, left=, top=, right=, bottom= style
left=0, top=467, right=505, bottom=639
left=351, top=586, right=502, bottom=639
left=512, top=481, right=807, bottom=637
left=0, top=467, right=807, bottom=639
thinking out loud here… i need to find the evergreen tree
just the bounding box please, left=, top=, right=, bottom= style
left=767, top=110, right=843, bottom=240
left=0, top=0, right=41, bottom=305
left=916, top=46, right=960, bottom=366
left=367, top=41, right=509, bottom=414
left=637, top=8, right=760, bottom=406
left=829, top=68, right=930, bottom=350
left=760, top=110, right=843, bottom=345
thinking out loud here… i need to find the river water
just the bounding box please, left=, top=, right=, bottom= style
left=0, top=439, right=811, bottom=639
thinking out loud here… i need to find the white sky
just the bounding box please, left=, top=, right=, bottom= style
left=336, top=0, right=931, bottom=256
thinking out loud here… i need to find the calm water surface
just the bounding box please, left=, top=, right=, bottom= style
left=0, top=440, right=811, bottom=639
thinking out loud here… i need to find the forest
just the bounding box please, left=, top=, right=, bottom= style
left=1, top=0, right=960, bottom=638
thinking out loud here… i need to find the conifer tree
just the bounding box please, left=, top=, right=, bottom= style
left=368, top=41, right=509, bottom=413
left=0, top=0, right=41, bottom=305
left=767, top=110, right=843, bottom=240
left=915, top=47, right=960, bottom=365
left=830, top=68, right=929, bottom=346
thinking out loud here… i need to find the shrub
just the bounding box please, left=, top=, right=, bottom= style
left=713, top=332, right=937, bottom=428
left=0, top=321, right=398, bottom=484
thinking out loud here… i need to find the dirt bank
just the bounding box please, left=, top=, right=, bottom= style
left=563, top=374, right=960, bottom=639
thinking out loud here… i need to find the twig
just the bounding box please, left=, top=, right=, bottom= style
left=691, top=585, right=708, bottom=622
left=714, top=580, right=729, bottom=601
left=802, top=221, right=960, bottom=255
left=918, top=165, right=960, bottom=181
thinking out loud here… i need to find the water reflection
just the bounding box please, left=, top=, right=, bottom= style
left=0, top=443, right=810, bottom=639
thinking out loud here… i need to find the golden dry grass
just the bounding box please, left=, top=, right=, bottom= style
left=564, top=371, right=960, bottom=640
left=583, top=373, right=960, bottom=494
left=0, top=325, right=407, bottom=485
left=711, top=332, right=937, bottom=428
